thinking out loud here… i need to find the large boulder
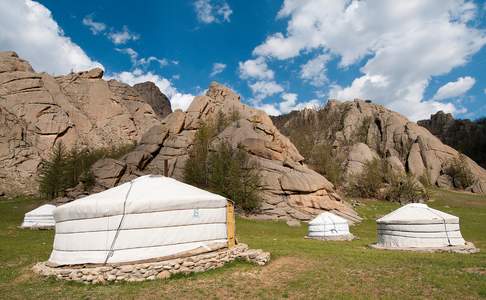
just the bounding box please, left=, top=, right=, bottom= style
left=91, top=82, right=361, bottom=223
left=133, top=81, right=172, bottom=119
left=344, top=143, right=379, bottom=177
left=272, top=99, right=486, bottom=194
left=0, top=51, right=162, bottom=195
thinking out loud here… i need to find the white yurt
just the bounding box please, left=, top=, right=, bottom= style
left=21, top=204, right=56, bottom=229
left=306, top=212, right=354, bottom=241
left=48, top=175, right=235, bottom=266
left=373, top=203, right=473, bottom=251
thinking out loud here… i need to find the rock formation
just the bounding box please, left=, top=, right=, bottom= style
left=91, top=82, right=361, bottom=223
left=272, top=100, right=486, bottom=194
left=418, top=111, right=486, bottom=169
left=133, top=81, right=172, bottom=118
left=0, top=51, right=164, bottom=195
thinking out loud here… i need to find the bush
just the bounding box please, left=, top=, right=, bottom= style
left=445, top=154, right=476, bottom=189
left=345, top=158, right=389, bottom=198
left=345, top=158, right=430, bottom=203
left=384, top=174, right=430, bottom=204
left=184, top=117, right=262, bottom=212
left=38, top=142, right=136, bottom=199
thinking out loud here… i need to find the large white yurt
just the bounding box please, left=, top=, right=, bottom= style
left=21, top=204, right=56, bottom=229
left=48, top=175, right=235, bottom=266
left=374, top=203, right=467, bottom=249
left=306, top=212, right=354, bottom=241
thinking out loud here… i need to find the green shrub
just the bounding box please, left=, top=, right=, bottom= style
left=183, top=122, right=215, bottom=187
left=445, top=154, right=476, bottom=189
left=345, top=158, right=430, bottom=202
left=38, top=142, right=136, bottom=199
left=345, top=158, right=389, bottom=198
left=384, top=174, right=430, bottom=204
left=208, top=142, right=262, bottom=212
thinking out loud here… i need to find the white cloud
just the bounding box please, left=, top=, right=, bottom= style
left=82, top=14, right=106, bottom=35
left=217, top=2, right=232, bottom=22
left=107, top=69, right=194, bottom=111
left=194, top=0, right=233, bottom=24
left=0, top=0, right=103, bottom=75
left=484, top=88, right=486, bottom=95
left=251, top=0, right=486, bottom=120
left=255, top=93, right=320, bottom=116
left=108, top=26, right=140, bottom=45
left=239, top=57, right=274, bottom=80
left=279, top=93, right=320, bottom=114
left=249, top=80, right=284, bottom=101
left=300, top=54, right=330, bottom=87
left=432, top=76, right=476, bottom=100
left=210, top=62, right=226, bottom=77
left=116, top=48, right=168, bottom=68
left=255, top=103, right=281, bottom=116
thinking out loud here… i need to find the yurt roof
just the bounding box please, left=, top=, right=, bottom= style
left=309, top=212, right=348, bottom=225
left=25, top=204, right=56, bottom=217
left=377, top=203, right=459, bottom=224
left=54, top=175, right=227, bottom=222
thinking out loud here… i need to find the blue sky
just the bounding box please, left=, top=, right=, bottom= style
left=1, top=0, right=485, bottom=120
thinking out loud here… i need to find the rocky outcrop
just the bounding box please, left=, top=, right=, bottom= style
left=0, top=51, right=162, bottom=195
left=90, top=82, right=361, bottom=223
left=133, top=82, right=172, bottom=118
left=418, top=111, right=486, bottom=169
left=272, top=100, right=486, bottom=193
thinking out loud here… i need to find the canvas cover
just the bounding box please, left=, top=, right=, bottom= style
left=375, top=203, right=466, bottom=248
left=21, top=204, right=56, bottom=229
left=307, top=212, right=351, bottom=238
left=49, top=175, right=229, bottom=265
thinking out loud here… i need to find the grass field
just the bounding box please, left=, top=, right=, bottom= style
left=0, top=189, right=485, bottom=299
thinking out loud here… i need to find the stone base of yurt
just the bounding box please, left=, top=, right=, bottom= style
left=305, top=233, right=355, bottom=241
left=32, top=244, right=270, bottom=284
left=369, top=242, right=479, bottom=254
left=19, top=225, right=54, bottom=230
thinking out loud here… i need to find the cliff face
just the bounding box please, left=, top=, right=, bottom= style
left=418, top=111, right=486, bottom=169
left=88, top=83, right=361, bottom=223
left=133, top=82, right=172, bottom=119
left=272, top=100, right=486, bottom=194
left=0, top=51, right=165, bottom=194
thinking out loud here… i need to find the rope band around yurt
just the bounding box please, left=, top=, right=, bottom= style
left=104, top=180, right=135, bottom=265
left=425, top=207, right=452, bottom=246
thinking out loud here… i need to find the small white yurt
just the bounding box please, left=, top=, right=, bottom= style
left=48, top=175, right=235, bottom=266
left=21, top=204, right=56, bottom=229
left=306, top=212, right=354, bottom=241
left=373, top=203, right=469, bottom=250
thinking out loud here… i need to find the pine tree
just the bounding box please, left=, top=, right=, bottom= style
left=38, top=142, right=68, bottom=199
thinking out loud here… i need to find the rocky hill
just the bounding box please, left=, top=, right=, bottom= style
left=88, top=83, right=361, bottom=223
left=272, top=100, right=486, bottom=194
left=418, top=111, right=486, bottom=169
left=0, top=51, right=168, bottom=195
